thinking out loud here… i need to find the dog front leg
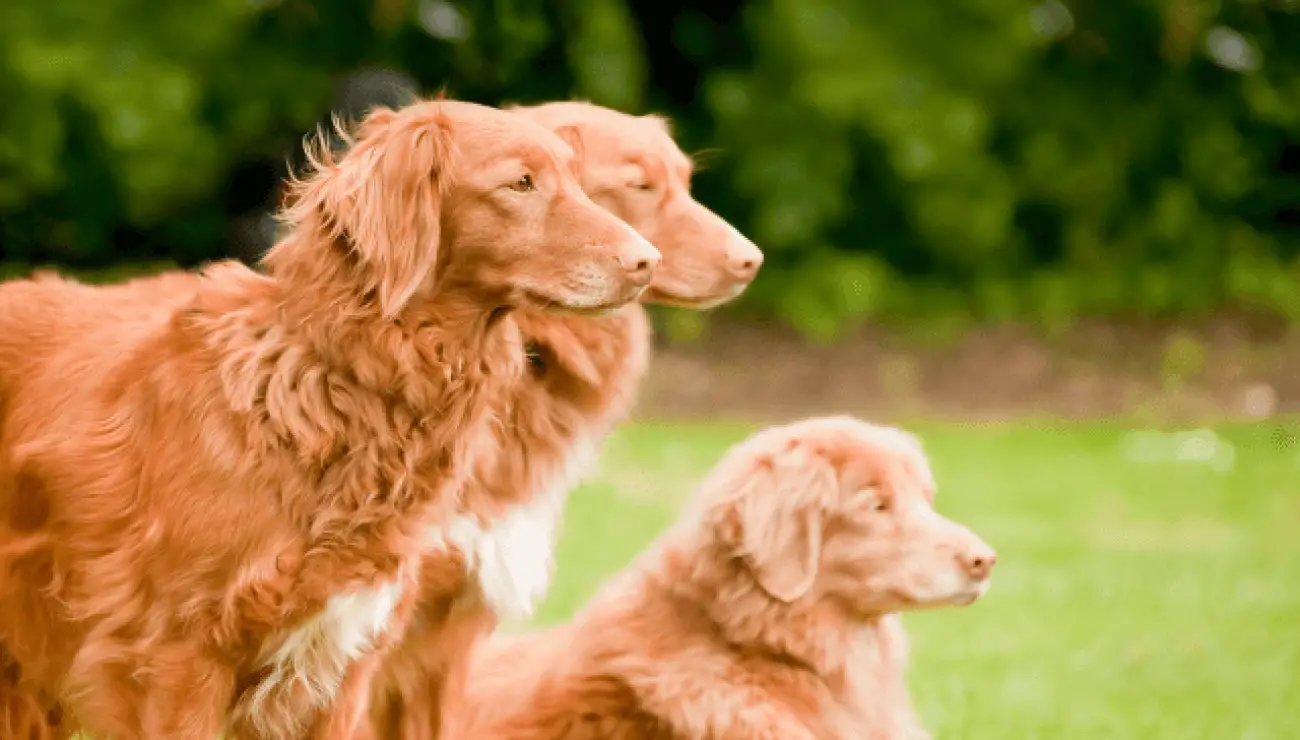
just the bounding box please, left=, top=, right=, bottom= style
left=308, top=653, right=383, bottom=740
left=136, top=652, right=234, bottom=740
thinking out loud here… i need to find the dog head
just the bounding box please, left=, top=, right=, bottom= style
left=698, top=416, right=996, bottom=615
left=510, top=102, right=762, bottom=309
left=270, top=99, right=661, bottom=319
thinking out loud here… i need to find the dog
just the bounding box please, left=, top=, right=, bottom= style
left=445, top=416, right=997, bottom=740
left=362, top=101, right=765, bottom=740
left=508, top=101, right=762, bottom=308
left=0, top=100, right=764, bottom=740
left=0, top=98, right=659, bottom=740
left=360, top=304, right=653, bottom=740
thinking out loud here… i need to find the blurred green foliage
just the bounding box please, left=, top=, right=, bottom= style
left=1, top=0, right=1299, bottom=336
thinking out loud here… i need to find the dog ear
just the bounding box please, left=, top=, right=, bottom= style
left=353, top=109, right=455, bottom=318
left=551, top=124, right=586, bottom=182
left=549, top=340, right=601, bottom=388
left=736, top=445, right=833, bottom=603
left=308, top=106, right=455, bottom=318
left=520, top=319, right=602, bottom=388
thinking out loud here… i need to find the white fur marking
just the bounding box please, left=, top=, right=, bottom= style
left=431, top=434, right=601, bottom=621
left=474, top=493, right=564, bottom=620
left=247, top=578, right=403, bottom=728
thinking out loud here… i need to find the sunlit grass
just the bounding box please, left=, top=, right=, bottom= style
left=532, top=419, right=1300, bottom=739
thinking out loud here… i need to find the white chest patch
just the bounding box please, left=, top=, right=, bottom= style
left=432, top=433, right=601, bottom=621
left=246, top=577, right=403, bottom=729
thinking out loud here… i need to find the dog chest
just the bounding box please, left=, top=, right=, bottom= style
left=428, top=432, right=600, bottom=621
left=430, top=498, right=560, bottom=622
left=248, top=576, right=405, bottom=718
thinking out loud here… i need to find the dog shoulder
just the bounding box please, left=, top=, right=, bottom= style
left=572, top=610, right=819, bottom=740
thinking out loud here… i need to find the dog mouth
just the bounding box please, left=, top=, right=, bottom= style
left=885, top=577, right=990, bottom=611
left=642, top=281, right=748, bottom=310
left=520, top=287, right=644, bottom=317
left=949, top=580, right=990, bottom=606
left=949, top=590, right=980, bottom=606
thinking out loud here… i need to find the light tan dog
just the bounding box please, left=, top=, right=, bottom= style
left=510, top=101, right=762, bottom=308
left=447, top=416, right=997, bottom=740
left=363, top=101, right=764, bottom=740
left=0, top=99, right=659, bottom=740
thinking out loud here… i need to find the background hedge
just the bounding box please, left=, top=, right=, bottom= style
left=2, top=0, right=1298, bottom=336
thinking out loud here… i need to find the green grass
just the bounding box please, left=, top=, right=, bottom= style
left=527, top=419, right=1300, bottom=739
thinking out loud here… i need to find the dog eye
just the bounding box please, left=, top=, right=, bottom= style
left=510, top=174, right=536, bottom=192
left=854, top=487, right=887, bottom=512
left=525, top=341, right=548, bottom=376
left=630, top=180, right=656, bottom=192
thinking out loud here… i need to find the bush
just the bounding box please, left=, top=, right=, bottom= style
left=1, top=0, right=1298, bottom=335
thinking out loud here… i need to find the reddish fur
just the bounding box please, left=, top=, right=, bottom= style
left=510, top=102, right=763, bottom=309
left=361, top=102, right=766, bottom=740
left=446, top=417, right=997, bottom=740
left=0, top=101, right=763, bottom=740
left=0, top=98, right=657, bottom=740
left=362, top=306, right=652, bottom=740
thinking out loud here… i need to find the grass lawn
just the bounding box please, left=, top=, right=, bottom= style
left=527, top=419, right=1300, bottom=739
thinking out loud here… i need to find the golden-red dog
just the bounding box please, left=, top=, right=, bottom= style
left=0, top=99, right=660, bottom=740
left=363, top=101, right=765, bottom=740
left=510, top=101, right=762, bottom=307
left=0, top=100, right=763, bottom=740
left=447, top=417, right=997, bottom=740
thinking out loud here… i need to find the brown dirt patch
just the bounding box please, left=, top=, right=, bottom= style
left=633, top=315, right=1300, bottom=423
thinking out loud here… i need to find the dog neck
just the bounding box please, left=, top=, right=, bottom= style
left=637, top=548, right=912, bottom=738
left=648, top=537, right=873, bottom=691
left=183, top=249, right=524, bottom=528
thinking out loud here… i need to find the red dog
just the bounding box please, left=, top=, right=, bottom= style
left=363, top=101, right=765, bottom=740
left=0, top=99, right=658, bottom=740
left=448, top=417, right=997, bottom=739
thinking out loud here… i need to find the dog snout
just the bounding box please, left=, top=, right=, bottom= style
left=615, top=238, right=662, bottom=288
left=957, top=544, right=997, bottom=580
left=724, top=234, right=764, bottom=283
left=726, top=255, right=761, bottom=282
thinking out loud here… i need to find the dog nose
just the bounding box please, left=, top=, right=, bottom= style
left=617, top=242, right=662, bottom=287
left=725, top=236, right=764, bottom=282
left=726, top=255, right=762, bottom=282
left=957, top=547, right=997, bottom=580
